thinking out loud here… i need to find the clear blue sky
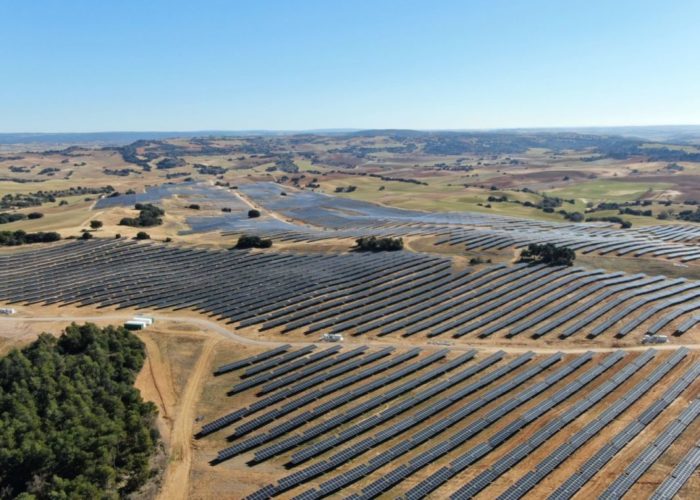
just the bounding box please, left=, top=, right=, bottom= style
left=1, top=0, right=698, bottom=132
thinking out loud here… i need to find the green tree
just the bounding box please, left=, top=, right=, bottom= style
left=0, top=323, right=159, bottom=498
left=519, top=243, right=575, bottom=266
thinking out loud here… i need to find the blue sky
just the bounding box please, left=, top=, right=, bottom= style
left=1, top=0, right=698, bottom=132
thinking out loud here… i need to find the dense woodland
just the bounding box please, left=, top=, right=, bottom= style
left=0, top=323, right=159, bottom=499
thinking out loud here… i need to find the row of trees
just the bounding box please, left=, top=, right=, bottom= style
left=0, top=323, right=160, bottom=498
left=0, top=230, right=61, bottom=246
left=1, top=186, right=114, bottom=209
left=0, top=212, right=43, bottom=224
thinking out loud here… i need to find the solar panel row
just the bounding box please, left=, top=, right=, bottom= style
left=405, top=351, right=635, bottom=499
left=3, top=240, right=699, bottom=340
left=494, top=348, right=689, bottom=499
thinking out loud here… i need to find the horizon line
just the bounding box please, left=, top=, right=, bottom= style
left=2, top=123, right=700, bottom=136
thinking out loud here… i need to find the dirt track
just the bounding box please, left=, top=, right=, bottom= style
left=158, top=338, right=218, bottom=500
left=1, top=313, right=698, bottom=354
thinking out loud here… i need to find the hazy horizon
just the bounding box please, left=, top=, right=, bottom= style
left=3, top=123, right=700, bottom=135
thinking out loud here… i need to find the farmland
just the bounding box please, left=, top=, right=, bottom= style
left=2, top=129, right=700, bottom=499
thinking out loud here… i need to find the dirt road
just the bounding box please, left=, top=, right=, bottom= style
left=158, top=338, right=218, bottom=500
left=1, top=313, right=698, bottom=354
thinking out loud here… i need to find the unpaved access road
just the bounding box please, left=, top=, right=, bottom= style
left=1, top=313, right=698, bottom=354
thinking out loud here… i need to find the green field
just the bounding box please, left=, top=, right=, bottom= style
left=545, top=179, right=675, bottom=202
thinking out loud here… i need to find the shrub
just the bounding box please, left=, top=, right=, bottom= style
left=234, top=234, right=272, bottom=249
left=519, top=243, right=575, bottom=266
left=248, top=209, right=261, bottom=218
left=355, top=236, right=404, bottom=252
left=564, top=212, right=584, bottom=222
left=469, top=257, right=492, bottom=265
left=135, top=231, right=150, bottom=240
left=89, top=220, right=103, bottom=229
left=27, top=212, right=44, bottom=219
left=80, top=231, right=93, bottom=240
left=187, top=204, right=201, bottom=210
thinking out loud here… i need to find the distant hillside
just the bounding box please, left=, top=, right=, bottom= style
left=507, top=125, right=700, bottom=144
left=1, top=125, right=699, bottom=148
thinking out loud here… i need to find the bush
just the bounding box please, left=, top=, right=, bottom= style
left=355, top=236, right=404, bottom=252
left=469, top=257, right=492, bottom=265
left=80, top=231, right=93, bottom=240
left=27, top=212, right=44, bottom=219
left=0, top=323, right=159, bottom=498
left=248, top=209, right=261, bottom=218
left=135, top=231, right=150, bottom=240
left=234, top=234, right=272, bottom=249
left=89, top=220, right=103, bottom=229
left=519, top=243, right=575, bottom=266
left=564, top=211, right=584, bottom=222
left=187, top=204, right=201, bottom=210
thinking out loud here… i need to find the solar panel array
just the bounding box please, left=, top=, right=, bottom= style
left=89, top=181, right=700, bottom=263
left=3, top=239, right=700, bottom=340
left=192, top=345, right=700, bottom=499
left=599, top=397, right=700, bottom=499
left=176, top=181, right=700, bottom=263
left=550, top=359, right=700, bottom=499
left=485, top=348, right=690, bottom=499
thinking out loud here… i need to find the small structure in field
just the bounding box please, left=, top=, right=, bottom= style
left=642, top=334, right=668, bottom=344
left=0, top=307, right=16, bottom=315
left=124, top=315, right=154, bottom=330
left=322, top=333, right=344, bottom=342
